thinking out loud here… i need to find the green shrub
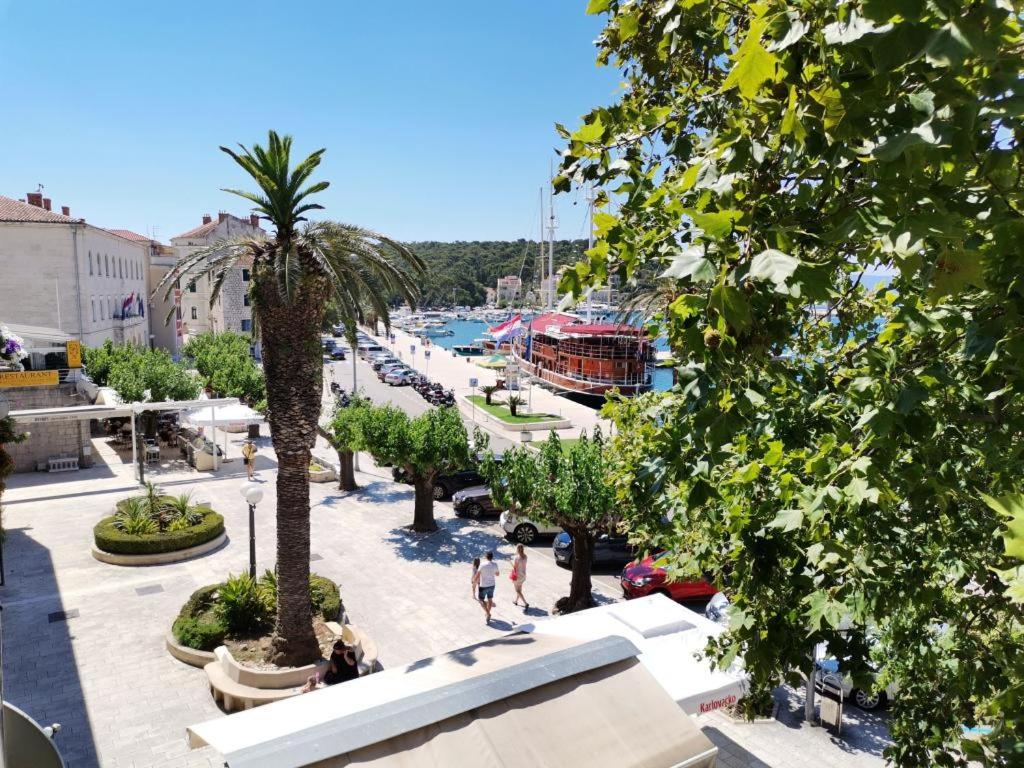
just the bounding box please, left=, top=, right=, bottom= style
left=216, top=573, right=273, bottom=634
left=310, top=573, right=341, bottom=620
left=172, top=615, right=226, bottom=651
left=114, top=498, right=158, bottom=535
left=180, top=583, right=223, bottom=619
left=94, top=510, right=224, bottom=555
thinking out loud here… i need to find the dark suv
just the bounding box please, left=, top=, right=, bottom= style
left=452, top=486, right=503, bottom=519
left=553, top=532, right=635, bottom=569
left=391, top=466, right=485, bottom=500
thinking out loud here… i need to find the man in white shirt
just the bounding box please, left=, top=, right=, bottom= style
left=476, top=551, right=500, bottom=624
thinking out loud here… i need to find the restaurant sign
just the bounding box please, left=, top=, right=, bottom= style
left=0, top=370, right=59, bottom=388
left=66, top=339, right=82, bottom=368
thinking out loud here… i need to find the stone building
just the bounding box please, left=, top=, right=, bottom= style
left=170, top=212, right=262, bottom=346
left=0, top=193, right=151, bottom=347
left=496, top=275, right=522, bottom=306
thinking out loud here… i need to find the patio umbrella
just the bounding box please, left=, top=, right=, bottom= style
left=476, top=354, right=508, bottom=369
left=183, top=404, right=265, bottom=462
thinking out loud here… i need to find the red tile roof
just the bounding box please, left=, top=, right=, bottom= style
left=107, top=229, right=152, bottom=242
left=527, top=313, right=580, bottom=333
left=172, top=221, right=219, bottom=240
left=0, top=195, right=76, bottom=224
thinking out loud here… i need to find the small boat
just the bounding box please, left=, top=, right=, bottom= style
left=453, top=340, right=486, bottom=356
left=654, top=351, right=677, bottom=368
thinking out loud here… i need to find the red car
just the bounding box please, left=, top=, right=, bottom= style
left=620, top=552, right=717, bottom=601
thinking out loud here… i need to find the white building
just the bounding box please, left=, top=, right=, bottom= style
left=495, top=275, right=521, bottom=305
left=0, top=193, right=150, bottom=347
left=170, top=212, right=262, bottom=343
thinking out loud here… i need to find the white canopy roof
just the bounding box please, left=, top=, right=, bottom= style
left=187, top=633, right=718, bottom=768
left=183, top=403, right=264, bottom=426
left=522, top=593, right=748, bottom=716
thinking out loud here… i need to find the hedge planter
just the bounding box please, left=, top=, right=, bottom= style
left=309, top=465, right=336, bottom=483
left=92, top=509, right=226, bottom=565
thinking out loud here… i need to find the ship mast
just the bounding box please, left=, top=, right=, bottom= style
left=547, top=161, right=557, bottom=311
left=538, top=186, right=545, bottom=312
left=586, top=183, right=595, bottom=323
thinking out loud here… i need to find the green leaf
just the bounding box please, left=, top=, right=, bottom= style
left=823, top=11, right=892, bottom=45
left=768, top=507, right=804, bottom=532
left=710, top=284, right=752, bottom=331
left=845, top=476, right=880, bottom=507
left=618, top=11, right=639, bottom=41
left=720, top=18, right=778, bottom=100
left=585, top=0, right=610, bottom=14
left=573, top=116, right=605, bottom=144
left=660, top=245, right=716, bottom=282
left=749, top=249, right=798, bottom=290
left=925, top=22, right=973, bottom=68
left=981, top=493, right=1024, bottom=561
left=688, top=209, right=742, bottom=238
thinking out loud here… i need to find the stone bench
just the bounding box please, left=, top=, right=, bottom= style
left=204, top=623, right=378, bottom=712
left=47, top=455, right=79, bottom=472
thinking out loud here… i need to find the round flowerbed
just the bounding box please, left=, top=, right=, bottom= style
left=92, top=485, right=225, bottom=563
left=170, top=572, right=342, bottom=662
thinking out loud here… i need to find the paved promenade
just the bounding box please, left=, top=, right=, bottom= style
left=0, top=425, right=888, bottom=767
left=380, top=324, right=612, bottom=443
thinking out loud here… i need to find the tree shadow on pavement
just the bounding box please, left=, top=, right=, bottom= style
left=776, top=685, right=891, bottom=758
left=350, top=480, right=414, bottom=506
left=385, top=517, right=508, bottom=566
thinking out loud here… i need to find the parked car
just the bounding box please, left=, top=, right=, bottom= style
left=499, top=511, right=561, bottom=544
left=330, top=348, right=346, bottom=360
left=552, top=531, right=635, bottom=569
left=376, top=364, right=406, bottom=381
left=620, top=551, right=717, bottom=602
left=385, top=369, right=415, bottom=386
left=392, top=466, right=485, bottom=500
left=813, top=657, right=896, bottom=711
left=371, top=357, right=399, bottom=371
left=452, top=485, right=503, bottom=518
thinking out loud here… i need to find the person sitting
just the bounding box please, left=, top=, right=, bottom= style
left=301, top=640, right=360, bottom=693
left=324, top=640, right=359, bottom=685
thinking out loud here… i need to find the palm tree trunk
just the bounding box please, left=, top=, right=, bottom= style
left=338, top=449, right=357, bottom=491
left=556, top=529, right=596, bottom=614
left=411, top=474, right=437, bottom=532
left=260, top=290, right=325, bottom=667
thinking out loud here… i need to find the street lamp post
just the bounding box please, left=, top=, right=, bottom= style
left=239, top=482, right=264, bottom=577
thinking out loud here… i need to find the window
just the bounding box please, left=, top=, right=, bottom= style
left=100, top=299, right=105, bottom=320
left=242, top=268, right=250, bottom=281
left=88, top=251, right=93, bottom=275
left=241, top=319, right=252, bottom=332
left=119, top=258, right=123, bottom=279
left=91, top=299, right=96, bottom=322
left=243, top=295, right=250, bottom=307
left=191, top=307, right=198, bottom=320
left=187, top=281, right=196, bottom=293
left=105, top=254, right=109, bottom=276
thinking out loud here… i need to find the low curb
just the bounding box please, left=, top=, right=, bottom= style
left=166, top=632, right=216, bottom=668
left=459, top=397, right=571, bottom=433
left=91, top=531, right=227, bottom=566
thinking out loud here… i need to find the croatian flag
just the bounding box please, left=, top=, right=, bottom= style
left=489, top=314, right=523, bottom=345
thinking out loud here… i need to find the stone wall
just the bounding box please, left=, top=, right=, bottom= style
left=5, top=385, right=95, bottom=473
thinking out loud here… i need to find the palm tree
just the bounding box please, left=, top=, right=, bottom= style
left=480, top=384, right=500, bottom=406
left=158, top=131, right=424, bottom=665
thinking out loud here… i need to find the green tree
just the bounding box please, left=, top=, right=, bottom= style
left=480, top=384, right=500, bottom=406
left=561, top=1, right=1024, bottom=763
left=319, top=394, right=371, bottom=492
left=484, top=432, right=618, bottom=613
left=106, top=347, right=200, bottom=403
left=360, top=405, right=472, bottom=532
left=182, top=331, right=265, bottom=404
left=157, top=131, right=424, bottom=666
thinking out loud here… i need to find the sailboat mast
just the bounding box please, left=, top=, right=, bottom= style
left=586, top=183, right=595, bottom=323
left=538, top=186, right=545, bottom=311
left=547, top=163, right=557, bottom=311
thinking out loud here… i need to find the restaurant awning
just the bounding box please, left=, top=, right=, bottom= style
left=523, top=593, right=748, bottom=716
left=187, top=634, right=718, bottom=768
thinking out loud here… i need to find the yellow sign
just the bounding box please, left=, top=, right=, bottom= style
left=66, top=340, right=82, bottom=368
left=0, top=370, right=59, bottom=388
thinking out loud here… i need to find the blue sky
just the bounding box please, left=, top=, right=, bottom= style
left=0, top=1, right=618, bottom=243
